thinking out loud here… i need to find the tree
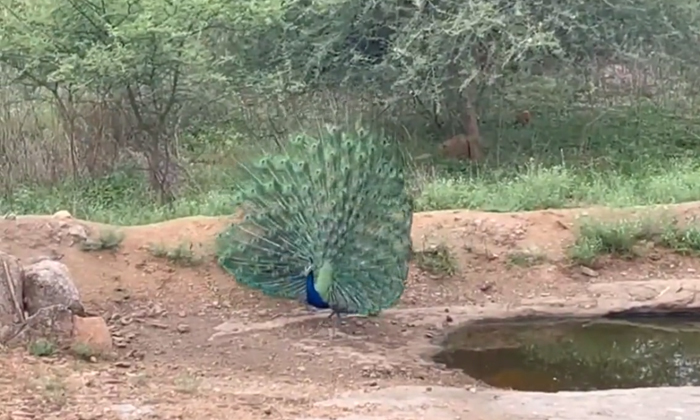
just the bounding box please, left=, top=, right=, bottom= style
left=0, top=0, right=230, bottom=202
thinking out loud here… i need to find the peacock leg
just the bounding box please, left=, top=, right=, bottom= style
left=327, top=310, right=343, bottom=339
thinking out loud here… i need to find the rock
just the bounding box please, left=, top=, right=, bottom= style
left=67, top=224, right=88, bottom=242
left=8, top=307, right=112, bottom=352
left=0, top=251, right=25, bottom=329
left=27, top=250, right=63, bottom=264
left=580, top=266, right=600, bottom=277
left=52, top=210, right=73, bottom=219
left=9, top=304, right=74, bottom=344
left=0, top=325, right=13, bottom=343
left=72, top=316, right=113, bottom=353
left=484, top=386, right=700, bottom=420
left=110, top=403, right=155, bottom=420
left=308, top=385, right=700, bottom=420
left=23, top=260, right=85, bottom=317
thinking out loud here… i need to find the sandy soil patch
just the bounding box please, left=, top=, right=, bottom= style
left=2, top=202, right=700, bottom=419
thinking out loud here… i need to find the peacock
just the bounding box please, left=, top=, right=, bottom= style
left=216, top=125, right=413, bottom=324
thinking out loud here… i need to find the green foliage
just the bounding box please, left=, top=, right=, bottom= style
left=80, top=228, right=125, bottom=252
left=568, top=215, right=700, bottom=265
left=28, top=338, right=57, bottom=357
left=149, top=241, right=205, bottom=266
left=0, top=0, right=233, bottom=201
left=0, top=0, right=227, bottom=90
left=70, top=342, right=101, bottom=361
left=216, top=126, right=413, bottom=315
left=4, top=152, right=700, bottom=225
left=413, top=244, right=457, bottom=277
left=506, top=250, right=548, bottom=267
left=2, top=0, right=700, bottom=229
left=217, top=0, right=700, bottom=140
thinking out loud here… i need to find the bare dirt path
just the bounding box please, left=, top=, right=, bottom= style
left=2, top=202, right=700, bottom=419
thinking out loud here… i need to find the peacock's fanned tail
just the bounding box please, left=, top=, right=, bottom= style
left=216, top=125, right=413, bottom=315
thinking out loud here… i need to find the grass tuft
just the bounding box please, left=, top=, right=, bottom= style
left=148, top=241, right=205, bottom=266
left=568, top=215, right=700, bottom=266
left=80, top=228, right=125, bottom=251
left=413, top=244, right=458, bottom=276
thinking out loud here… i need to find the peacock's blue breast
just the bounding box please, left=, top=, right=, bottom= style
left=304, top=271, right=330, bottom=309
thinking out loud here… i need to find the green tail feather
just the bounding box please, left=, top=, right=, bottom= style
left=216, top=125, right=413, bottom=315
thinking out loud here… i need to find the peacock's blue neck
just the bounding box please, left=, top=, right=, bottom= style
left=305, top=271, right=330, bottom=309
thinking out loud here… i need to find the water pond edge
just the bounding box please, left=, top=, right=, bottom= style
left=409, top=278, right=700, bottom=365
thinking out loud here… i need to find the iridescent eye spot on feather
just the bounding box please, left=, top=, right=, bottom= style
left=216, top=125, right=412, bottom=317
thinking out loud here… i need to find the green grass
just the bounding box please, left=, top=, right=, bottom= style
left=412, top=243, right=458, bottom=276
left=416, top=158, right=700, bottom=212
left=28, top=338, right=57, bottom=357
left=2, top=156, right=699, bottom=225
left=148, top=241, right=205, bottom=266
left=568, top=216, right=700, bottom=266
left=2, top=101, right=700, bottom=225
left=80, top=228, right=125, bottom=251
left=506, top=249, right=548, bottom=267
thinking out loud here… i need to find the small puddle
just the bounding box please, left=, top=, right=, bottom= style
left=433, top=316, right=700, bottom=392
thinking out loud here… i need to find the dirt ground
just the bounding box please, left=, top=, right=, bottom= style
left=3, top=202, right=700, bottom=420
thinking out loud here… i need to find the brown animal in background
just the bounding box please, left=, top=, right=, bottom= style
left=438, top=98, right=483, bottom=162
left=514, top=110, right=531, bottom=127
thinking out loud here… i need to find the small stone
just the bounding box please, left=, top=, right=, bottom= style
left=113, top=340, right=128, bottom=349
left=147, top=304, right=165, bottom=317
left=580, top=266, right=599, bottom=277
left=114, top=361, right=132, bottom=368
left=52, top=210, right=73, bottom=219
left=28, top=251, right=63, bottom=264
left=176, top=324, right=190, bottom=334
left=479, top=282, right=494, bottom=292
left=72, top=316, right=113, bottom=353
left=110, top=403, right=154, bottom=420
left=67, top=224, right=88, bottom=241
